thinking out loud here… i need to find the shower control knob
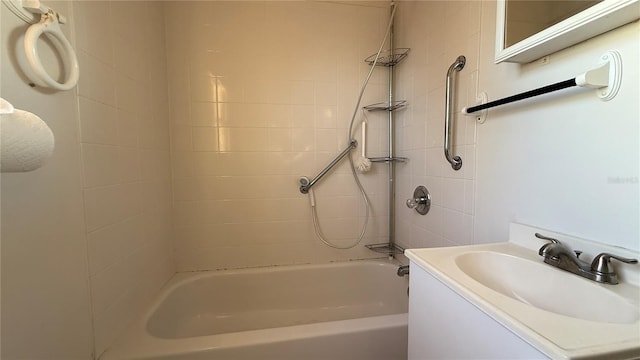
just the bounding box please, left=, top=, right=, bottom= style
left=406, top=186, right=431, bottom=215
left=406, top=198, right=424, bottom=209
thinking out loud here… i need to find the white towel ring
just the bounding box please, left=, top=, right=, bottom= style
left=23, top=10, right=79, bottom=91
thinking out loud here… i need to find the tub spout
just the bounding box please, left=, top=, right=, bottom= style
left=397, top=265, right=409, bottom=276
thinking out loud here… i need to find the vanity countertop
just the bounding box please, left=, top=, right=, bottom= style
left=406, top=223, right=640, bottom=359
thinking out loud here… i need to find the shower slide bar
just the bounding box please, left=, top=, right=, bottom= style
left=444, top=55, right=466, bottom=171
left=462, top=50, right=623, bottom=120
left=299, top=139, right=357, bottom=194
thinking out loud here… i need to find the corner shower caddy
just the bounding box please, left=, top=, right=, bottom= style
left=363, top=47, right=410, bottom=256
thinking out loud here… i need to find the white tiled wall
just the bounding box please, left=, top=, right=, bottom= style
left=165, top=1, right=392, bottom=271
left=394, top=1, right=481, bottom=249
left=73, top=1, right=175, bottom=356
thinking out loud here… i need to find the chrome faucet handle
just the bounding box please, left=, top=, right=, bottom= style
left=406, top=198, right=426, bottom=208
left=535, top=233, right=562, bottom=257
left=535, top=233, right=560, bottom=244
left=591, top=253, right=638, bottom=274
left=406, top=186, right=431, bottom=215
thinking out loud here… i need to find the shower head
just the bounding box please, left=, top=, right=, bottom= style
left=299, top=176, right=310, bottom=187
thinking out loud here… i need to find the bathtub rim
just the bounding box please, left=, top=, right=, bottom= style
left=158, top=258, right=405, bottom=302
left=101, top=258, right=408, bottom=360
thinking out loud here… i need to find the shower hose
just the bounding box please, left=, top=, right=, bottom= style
left=310, top=4, right=397, bottom=249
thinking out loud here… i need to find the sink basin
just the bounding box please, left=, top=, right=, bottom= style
left=455, top=251, right=639, bottom=324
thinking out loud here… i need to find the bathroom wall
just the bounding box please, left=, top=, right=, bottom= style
left=72, top=1, right=175, bottom=356
left=1, top=2, right=93, bottom=359
left=394, top=1, right=639, bottom=251
left=473, top=3, right=639, bottom=250
left=165, top=1, right=392, bottom=271
left=394, top=1, right=480, bottom=249
left=1, top=1, right=175, bottom=358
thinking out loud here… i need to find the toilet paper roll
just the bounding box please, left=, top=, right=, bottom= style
left=1, top=109, right=55, bottom=172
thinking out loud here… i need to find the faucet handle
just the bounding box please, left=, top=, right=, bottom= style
left=535, top=233, right=561, bottom=257
left=535, top=233, right=560, bottom=244
left=591, top=253, right=638, bottom=275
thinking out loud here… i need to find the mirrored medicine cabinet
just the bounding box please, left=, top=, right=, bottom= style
left=495, top=0, right=640, bottom=63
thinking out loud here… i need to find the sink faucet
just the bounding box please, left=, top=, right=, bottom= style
left=536, top=233, right=638, bottom=285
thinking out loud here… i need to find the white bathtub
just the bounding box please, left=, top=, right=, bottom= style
left=102, top=259, right=409, bottom=360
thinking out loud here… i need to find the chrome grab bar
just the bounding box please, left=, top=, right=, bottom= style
left=299, top=139, right=357, bottom=194
left=444, top=55, right=465, bottom=171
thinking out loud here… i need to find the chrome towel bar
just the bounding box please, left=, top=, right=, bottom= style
left=444, top=55, right=465, bottom=171
left=299, top=139, right=357, bottom=194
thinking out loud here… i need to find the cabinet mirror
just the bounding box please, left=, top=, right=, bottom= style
left=495, top=0, right=640, bottom=63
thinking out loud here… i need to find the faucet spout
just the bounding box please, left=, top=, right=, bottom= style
left=397, top=265, right=409, bottom=277
left=537, top=233, right=591, bottom=274
left=544, top=248, right=591, bottom=273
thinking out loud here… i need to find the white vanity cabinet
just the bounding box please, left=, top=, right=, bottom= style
left=408, top=260, right=547, bottom=359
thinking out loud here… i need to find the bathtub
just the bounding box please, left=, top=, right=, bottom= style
left=102, top=259, right=409, bottom=360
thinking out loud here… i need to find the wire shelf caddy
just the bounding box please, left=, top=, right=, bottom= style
left=366, top=242, right=405, bottom=256
left=365, top=48, right=410, bottom=67
left=363, top=100, right=407, bottom=112
left=369, top=157, right=408, bottom=163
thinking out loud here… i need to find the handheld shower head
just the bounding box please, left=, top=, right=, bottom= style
left=299, top=176, right=316, bottom=207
